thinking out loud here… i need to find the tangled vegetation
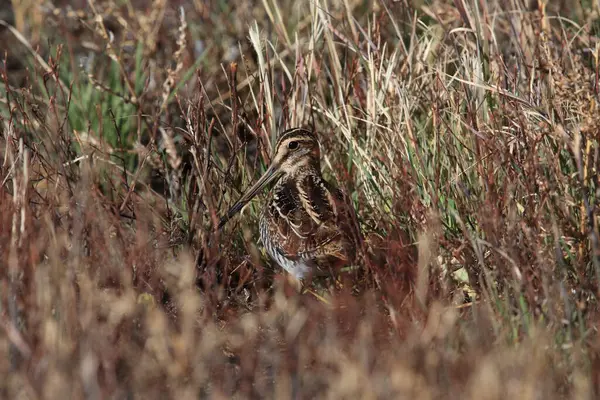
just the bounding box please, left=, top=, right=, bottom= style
left=1, top=0, right=600, bottom=398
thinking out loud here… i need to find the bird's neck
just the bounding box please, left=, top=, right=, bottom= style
left=286, top=160, right=322, bottom=180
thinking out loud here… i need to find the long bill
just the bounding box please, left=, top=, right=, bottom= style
left=217, top=162, right=281, bottom=230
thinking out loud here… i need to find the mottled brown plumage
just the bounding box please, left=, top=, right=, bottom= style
left=219, top=128, right=362, bottom=280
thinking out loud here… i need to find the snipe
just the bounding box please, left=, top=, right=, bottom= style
left=218, top=128, right=362, bottom=281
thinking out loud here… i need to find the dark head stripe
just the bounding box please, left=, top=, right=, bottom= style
left=277, top=127, right=314, bottom=142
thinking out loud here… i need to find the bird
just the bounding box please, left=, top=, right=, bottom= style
left=218, top=127, right=362, bottom=282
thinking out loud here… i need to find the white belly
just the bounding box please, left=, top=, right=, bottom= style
left=259, top=216, right=312, bottom=280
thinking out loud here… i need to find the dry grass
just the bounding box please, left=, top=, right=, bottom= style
left=1, top=0, right=600, bottom=398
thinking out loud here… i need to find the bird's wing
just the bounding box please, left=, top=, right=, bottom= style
left=264, top=174, right=359, bottom=264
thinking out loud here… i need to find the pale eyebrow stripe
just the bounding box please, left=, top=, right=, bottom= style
left=277, top=136, right=313, bottom=148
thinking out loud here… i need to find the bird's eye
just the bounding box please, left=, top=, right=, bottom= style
left=288, top=141, right=299, bottom=150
